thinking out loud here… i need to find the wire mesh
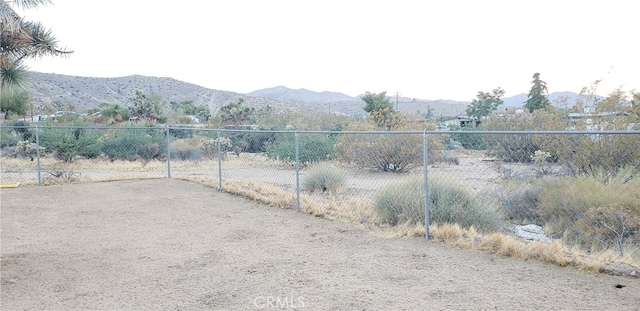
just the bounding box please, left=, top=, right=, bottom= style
left=1, top=125, right=639, bottom=272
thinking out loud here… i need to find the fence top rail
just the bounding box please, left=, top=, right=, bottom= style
left=1, top=125, right=639, bottom=135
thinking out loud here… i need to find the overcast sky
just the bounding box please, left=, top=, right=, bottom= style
left=16, top=0, right=638, bottom=102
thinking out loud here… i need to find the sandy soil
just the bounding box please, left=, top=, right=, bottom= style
left=1, top=179, right=639, bottom=311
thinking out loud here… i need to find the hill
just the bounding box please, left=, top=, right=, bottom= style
left=23, top=72, right=586, bottom=119
left=24, top=72, right=291, bottom=114
left=24, top=72, right=471, bottom=117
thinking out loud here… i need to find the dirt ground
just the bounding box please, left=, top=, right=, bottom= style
left=1, top=179, right=639, bottom=311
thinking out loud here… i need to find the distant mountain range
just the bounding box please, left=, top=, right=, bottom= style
left=24, top=72, right=584, bottom=118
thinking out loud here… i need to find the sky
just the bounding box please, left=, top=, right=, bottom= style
left=15, top=0, right=639, bottom=102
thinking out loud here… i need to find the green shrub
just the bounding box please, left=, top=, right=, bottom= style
left=302, top=162, right=346, bottom=192
left=0, top=126, right=19, bottom=148
left=447, top=125, right=486, bottom=150
left=169, top=127, right=195, bottom=139
left=374, top=177, right=504, bottom=232
left=266, top=133, right=335, bottom=164
left=101, top=127, right=165, bottom=161
left=221, top=131, right=276, bottom=153
left=39, top=127, right=101, bottom=162
left=537, top=169, right=640, bottom=254
left=9, top=120, right=33, bottom=141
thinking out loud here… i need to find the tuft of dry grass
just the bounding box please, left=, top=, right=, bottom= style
left=395, top=221, right=426, bottom=237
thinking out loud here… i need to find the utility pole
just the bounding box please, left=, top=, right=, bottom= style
left=394, top=92, right=400, bottom=111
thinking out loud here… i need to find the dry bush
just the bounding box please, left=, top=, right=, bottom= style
left=537, top=170, right=640, bottom=255
left=494, top=180, right=541, bottom=223
left=170, top=138, right=204, bottom=162
left=559, top=133, right=640, bottom=176
left=482, top=110, right=571, bottom=163
left=334, top=121, right=444, bottom=172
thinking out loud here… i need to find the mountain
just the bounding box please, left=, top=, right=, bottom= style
left=246, top=86, right=470, bottom=117
left=247, top=86, right=355, bottom=103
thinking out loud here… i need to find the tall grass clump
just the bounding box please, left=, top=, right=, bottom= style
left=302, top=162, right=346, bottom=193
left=429, top=179, right=505, bottom=232
left=374, top=176, right=504, bottom=232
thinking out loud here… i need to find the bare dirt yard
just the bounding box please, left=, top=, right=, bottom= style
left=1, top=178, right=639, bottom=310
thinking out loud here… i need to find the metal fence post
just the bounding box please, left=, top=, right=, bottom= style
left=295, top=131, right=301, bottom=212
left=35, top=125, right=42, bottom=186
left=166, top=125, right=171, bottom=178
left=217, top=130, right=222, bottom=191
left=423, top=131, right=430, bottom=239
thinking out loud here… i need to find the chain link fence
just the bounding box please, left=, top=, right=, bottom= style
left=1, top=125, right=639, bottom=274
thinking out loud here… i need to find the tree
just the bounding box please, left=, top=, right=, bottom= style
left=128, top=90, right=166, bottom=120
left=596, top=87, right=626, bottom=113
left=361, top=91, right=404, bottom=130
left=524, top=73, right=551, bottom=112
left=0, top=89, right=28, bottom=119
left=361, top=91, right=393, bottom=114
left=96, top=102, right=128, bottom=123
left=1, top=0, right=72, bottom=97
left=631, top=91, right=640, bottom=119
left=219, top=98, right=254, bottom=128
left=465, top=88, right=505, bottom=121
left=371, top=107, right=404, bottom=130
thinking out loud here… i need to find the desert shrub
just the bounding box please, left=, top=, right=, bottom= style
left=0, top=126, right=20, bottom=148
left=447, top=125, right=486, bottom=150
left=482, top=110, right=570, bottom=162
left=9, top=120, right=33, bottom=141
left=335, top=122, right=444, bottom=172
left=302, top=162, right=346, bottom=192
left=374, top=176, right=504, bottom=232
left=101, top=127, right=166, bottom=161
left=374, top=176, right=425, bottom=225
left=169, top=127, right=196, bottom=139
left=220, top=131, right=275, bottom=153
left=494, top=181, right=541, bottom=223
left=170, top=138, right=202, bottom=161
left=266, top=133, right=336, bottom=164
left=537, top=169, right=640, bottom=254
left=139, top=143, right=160, bottom=162
left=429, top=179, right=505, bottom=232
left=12, top=140, right=42, bottom=160
left=39, top=127, right=101, bottom=162
left=558, top=133, right=640, bottom=176
left=201, top=137, right=233, bottom=159
left=1, top=121, right=34, bottom=148
left=78, top=132, right=104, bottom=159
left=441, top=151, right=460, bottom=165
